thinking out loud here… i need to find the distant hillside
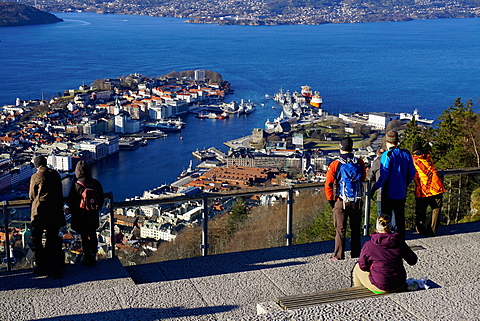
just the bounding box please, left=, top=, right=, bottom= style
left=0, top=2, right=63, bottom=27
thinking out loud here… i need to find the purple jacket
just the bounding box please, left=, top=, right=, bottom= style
left=358, top=233, right=417, bottom=291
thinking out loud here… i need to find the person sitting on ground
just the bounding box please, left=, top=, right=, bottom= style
left=352, top=214, right=417, bottom=293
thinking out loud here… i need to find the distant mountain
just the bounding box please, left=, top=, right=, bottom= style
left=0, top=2, right=63, bottom=27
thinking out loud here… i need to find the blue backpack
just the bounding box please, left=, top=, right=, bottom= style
left=335, top=157, right=363, bottom=203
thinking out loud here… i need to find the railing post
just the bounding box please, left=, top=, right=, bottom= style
left=3, top=201, right=12, bottom=272
left=201, top=193, right=209, bottom=256
left=363, top=181, right=372, bottom=236
left=285, top=186, right=294, bottom=246
left=107, top=192, right=115, bottom=259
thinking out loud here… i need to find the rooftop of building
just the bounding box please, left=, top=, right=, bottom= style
left=2, top=220, right=480, bottom=320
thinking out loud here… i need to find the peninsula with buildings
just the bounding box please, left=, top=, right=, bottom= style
left=0, top=70, right=434, bottom=268
left=28, top=0, right=480, bottom=25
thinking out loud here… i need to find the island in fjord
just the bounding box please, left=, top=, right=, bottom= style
left=0, top=2, right=62, bottom=27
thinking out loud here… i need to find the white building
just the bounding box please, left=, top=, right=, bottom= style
left=78, top=140, right=108, bottom=161
left=195, top=69, right=206, bottom=81
left=115, top=114, right=127, bottom=133
left=140, top=221, right=177, bottom=241
left=96, top=136, right=119, bottom=156
left=140, top=205, right=160, bottom=218
left=368, top=112, right=400, bottom=130
left=48, top=153, right=72, bottom=172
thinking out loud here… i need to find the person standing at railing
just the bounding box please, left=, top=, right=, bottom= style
left=67, top=160, right=104, bottom=267
left=325, top=137, right=367, bottom=261
left=411, top=142, right=446, bottom=236
left=370, top=131, right=416, bottom=240
left=29, top=155, right=66, bottom=279
left=353, top=214, right=418, bottom=293
left=368, top=148, right=385, bottom=217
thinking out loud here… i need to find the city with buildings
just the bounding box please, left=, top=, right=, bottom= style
left=22, top=0, right=480, bottom=25
left=0, top=67, right=433, bottom=268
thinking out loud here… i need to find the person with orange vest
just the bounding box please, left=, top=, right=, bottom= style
left=411, top=142, right=446, bottom=236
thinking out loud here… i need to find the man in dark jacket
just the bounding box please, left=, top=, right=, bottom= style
left=29, top=155, right=66, bottom=278
left=68, top=161, right=104, bottom=267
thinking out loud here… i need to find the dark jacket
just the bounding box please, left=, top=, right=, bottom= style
left=29, top=165, right=66, bottom=228
left=358, top=232, right=417, bottom=291
left=67, top=161, right=104, bottom=233
left=368, top=156, right=382, bottom=202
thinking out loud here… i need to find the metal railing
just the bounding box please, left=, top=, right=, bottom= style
left=2, top=167, right=480, bottom=272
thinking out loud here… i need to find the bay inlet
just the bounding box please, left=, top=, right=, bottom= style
left=1, top=13, right=480, bottom=200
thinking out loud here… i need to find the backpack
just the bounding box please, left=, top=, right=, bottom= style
left=335, top=157, right=363, bottom=203
left=76, top=180, right=102, bottom=211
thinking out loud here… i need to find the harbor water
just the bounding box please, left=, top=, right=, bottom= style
left=1, top=13, right=480, bottom=200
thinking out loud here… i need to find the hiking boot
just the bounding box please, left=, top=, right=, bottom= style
left=33, top=267, right=48, bottom=276
left=49, top=270, right=63, bottom=279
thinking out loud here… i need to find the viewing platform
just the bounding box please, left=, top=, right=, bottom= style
left=2, top=220, right=480, bottom=320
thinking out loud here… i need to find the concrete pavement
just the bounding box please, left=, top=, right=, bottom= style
left=2, top=221, right=480, bottom=320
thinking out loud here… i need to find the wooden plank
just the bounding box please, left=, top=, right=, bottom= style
left=276, top=287, right=389, bottom=310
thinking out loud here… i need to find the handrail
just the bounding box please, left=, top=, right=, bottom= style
left=2, top=167, right=480, bottom=271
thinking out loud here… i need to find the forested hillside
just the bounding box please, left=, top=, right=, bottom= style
left=0, top=2, right=62, bottom=27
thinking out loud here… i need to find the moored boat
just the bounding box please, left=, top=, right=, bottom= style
left=144, top=121, right=182, bottom=132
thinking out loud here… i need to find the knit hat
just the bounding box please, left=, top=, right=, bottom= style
left=339, top=137, right=353, bottom=152
left=412, top=142, right=423, bottom=153
left=32, top=155, right=47, bottom=168
left=376, top=215, right=393, bottom=233
left=386, top=131, right=399, bottom=144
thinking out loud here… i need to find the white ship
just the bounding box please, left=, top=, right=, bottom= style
left=399, top=109, right=434, bottom=125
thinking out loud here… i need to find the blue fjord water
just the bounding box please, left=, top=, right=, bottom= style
left=1, top=13, right=479, bottom=200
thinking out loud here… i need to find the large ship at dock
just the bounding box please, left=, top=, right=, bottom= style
left=310, top=91, right=323, bottom=108
left=399, top=109, right=434, bottom=125
left=272, top=86, right=326, bottom=120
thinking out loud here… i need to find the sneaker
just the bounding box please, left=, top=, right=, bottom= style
left=33, top=267, right=48, bottom=276
left=330, top=256, right=339, bottom=261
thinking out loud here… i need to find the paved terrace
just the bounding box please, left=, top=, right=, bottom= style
left=2, top=221, right=480, bottom=321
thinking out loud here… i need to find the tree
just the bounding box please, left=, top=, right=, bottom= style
left=429, top=98, right=480, bottom=224
left=432, top=98, right=478, bottom=169
left=227, top=198, right=249, bottom=235
left=399, top=118, right=425, bottom=151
